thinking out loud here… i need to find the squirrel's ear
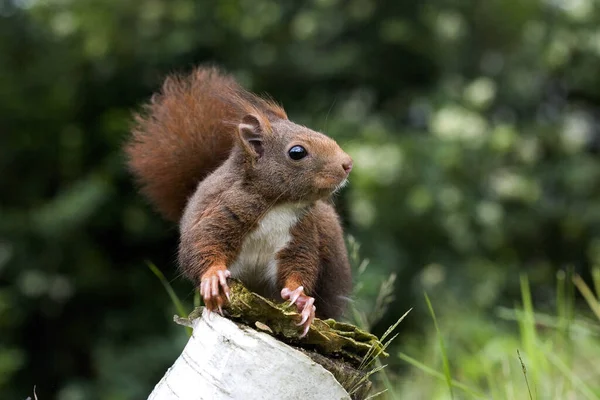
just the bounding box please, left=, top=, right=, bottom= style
left=237, top=114, right=264, bottom=159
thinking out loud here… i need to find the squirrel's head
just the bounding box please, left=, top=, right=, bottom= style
left=235, top=114, right=353, bottom=203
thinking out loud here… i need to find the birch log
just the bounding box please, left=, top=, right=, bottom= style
left=148, top=308, right=351, bottom=400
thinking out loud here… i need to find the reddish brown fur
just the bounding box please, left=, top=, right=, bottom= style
left=126, top=67, right=287, bottom=221
left=126, top=66, right=353, bottom=321
left=276, top=202, right=352, bottom=318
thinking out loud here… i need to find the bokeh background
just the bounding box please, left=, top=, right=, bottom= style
left=2, top=0, right=600, bottom=398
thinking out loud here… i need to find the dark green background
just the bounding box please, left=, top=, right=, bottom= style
left=2, top=0, right=600, bottom=398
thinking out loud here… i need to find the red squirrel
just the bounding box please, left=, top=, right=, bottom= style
left=126, top=66, right=353, bottom=336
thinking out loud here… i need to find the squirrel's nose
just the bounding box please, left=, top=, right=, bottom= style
left=342, top=159, right=353, bottom=174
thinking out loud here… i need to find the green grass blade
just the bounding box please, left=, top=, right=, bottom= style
left=359, top=333, right=398, bottom=371
left=424, top=292, right=454, bottom=400
left=350, top=304, right=370, bottom=331
left=593, top=267, right=600, bottom=302
left=481, top=354, right=500, bottom=400
left=495, top=307, right=600, bottom=336
left=398, top=353, right=486, bottom=399
left=573, top=274, right=600, bottom=321
left=517, top=349, right=533, bottom=400
left=541, top=346, right=599, bottom=400
left=380, top=308, right=412, bottom=343
left=374, top=360, right=398, bottom=400
left=146, top=261, right=192, bottom=336
left=560, top=268, right=575, bottom=394
left=349, top=364, right=388, bottom=395
left=566, top=266, right=575, bottom=324
left=359, top=308, right=411, bottom=370
left=518, top=274, right=542, bottom=386
left=557, top=270, right=567, bottom=337
left=364, top=388, right=388, bottom=400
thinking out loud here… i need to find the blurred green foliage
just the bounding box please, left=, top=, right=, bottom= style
left=2, top=0, right=600, bottom=398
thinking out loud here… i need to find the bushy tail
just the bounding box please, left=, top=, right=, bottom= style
left=125, top=66, right=287, bottom=222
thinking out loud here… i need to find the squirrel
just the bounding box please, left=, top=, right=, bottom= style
left=126, top=66, right=353, bottom=337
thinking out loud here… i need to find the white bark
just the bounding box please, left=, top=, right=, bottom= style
left=148, top=308, right=351, bottom=400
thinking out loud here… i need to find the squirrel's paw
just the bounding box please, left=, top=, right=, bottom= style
left=281, top=286, right=316, bottom=338
left=200, top=268, right=231, bottom=316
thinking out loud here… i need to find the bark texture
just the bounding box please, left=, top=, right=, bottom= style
left=148, top=309, right=351, bottom=400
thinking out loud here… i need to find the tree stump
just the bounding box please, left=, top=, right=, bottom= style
left=148, top=309, right=352, bottom=399
left=148, top=280, right=386, bottom=400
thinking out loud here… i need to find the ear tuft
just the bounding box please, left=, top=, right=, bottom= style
left=238, top=114, right=265, bottom=159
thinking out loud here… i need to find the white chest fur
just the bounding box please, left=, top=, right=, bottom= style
left=229, top=203, right=304, bottom=293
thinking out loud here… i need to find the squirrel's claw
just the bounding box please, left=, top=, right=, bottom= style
left=300, top=305, right=316, bottom=338
left=296, top=299, right=316, bottom=338
left=296, top=303, right=315, bottom=338
left=217, top=269, right=231, bottom=301
left=281, top=286, right=316, bottom=338
left=200, top=267, right=231, bottom=314
left=281, top=286, right=304, bottom=306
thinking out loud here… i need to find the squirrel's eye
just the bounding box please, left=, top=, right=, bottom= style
left=288, top=145, right=308, bottom=161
